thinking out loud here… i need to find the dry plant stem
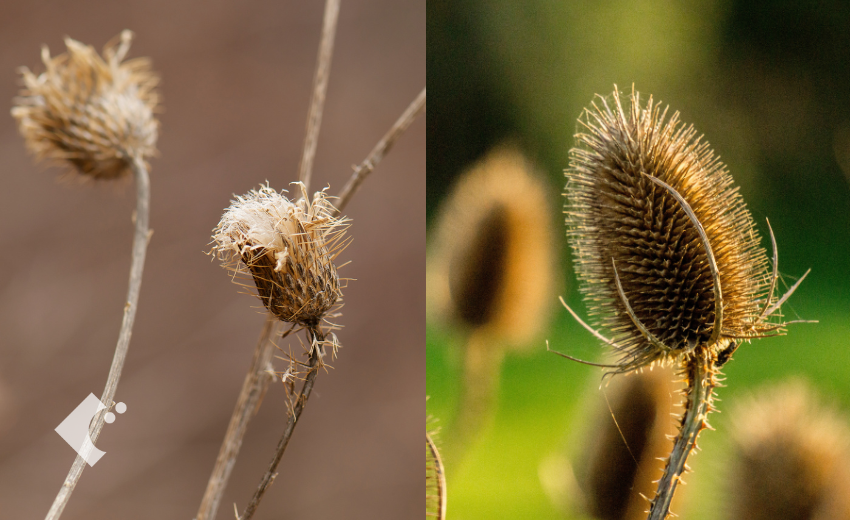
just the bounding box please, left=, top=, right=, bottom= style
left=334, top=87, right=426, bottom=215
left=194, top=315, right=285, bottom=520
left=647, top=351, right=716, bottom=520
left=45, top=156, right=151, bottom=520
left=298, top=0, right=340, bottom=193
left=444, top=331, right=503, bottom=471
left=239, top=326, right=325, bottom=520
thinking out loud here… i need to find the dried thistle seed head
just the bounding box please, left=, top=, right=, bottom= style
left=11, top=30, right=160, bottom=179
left=565, top=87, right=770, bottom=371
left=212, top=183, right=349, bottom=326
left=428, top=145, right=556, bottom=346
left=728, top=380, right=850, bottom=520
left=580, top=366, right=681, bottom=520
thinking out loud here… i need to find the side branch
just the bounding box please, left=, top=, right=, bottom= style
left=238, top=326, right=325, bottom=520
left=647, top=350, right=716, bottom=520
left=299, top=0, right=341, bottom=193
left=334, top=87, right=426, bottom=215
left=45, top=156, right=151, bottom=520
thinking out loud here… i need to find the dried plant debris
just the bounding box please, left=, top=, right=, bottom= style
left=429, top=144, right=556, bottom=345
left=12, top=30, right=159, bottom=179
left=728, top=380, right=850, bottom=520
left=212, top=182, right=350, bottom=327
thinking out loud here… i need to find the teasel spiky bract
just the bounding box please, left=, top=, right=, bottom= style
left=560, top=86, right=811, bottom=519
left=727, top=380, right=850, bottom=520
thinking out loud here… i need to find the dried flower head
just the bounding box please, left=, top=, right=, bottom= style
left=729, top=380, right=850, bottom=520
left=212, top=183, right=349, bottom=327
left=428, top=144, right=556, bottom=345
left=11, top=30, right=159, bottom=179
left=563, top=87, right=806, bottom=373
left=580, top=367, right=681, bottom=520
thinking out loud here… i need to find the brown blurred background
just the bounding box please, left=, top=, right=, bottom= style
left=0, top=1, right=423, bottom=519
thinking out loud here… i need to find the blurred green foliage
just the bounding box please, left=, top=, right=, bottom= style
left=427, top=1, right=850, bottom=518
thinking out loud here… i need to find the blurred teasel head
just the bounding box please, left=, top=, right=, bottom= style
left=11, top=30, right=159, bottom=179
left=563, top=86, right=807, bottom=373
left=728, top=380, right=850, bottom=520
left=428, top=144, right=556, bottom=346
left=212, top=183, right=349, bottom=328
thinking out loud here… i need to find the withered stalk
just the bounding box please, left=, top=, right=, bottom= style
left=45, top=156, right=151, bottom=520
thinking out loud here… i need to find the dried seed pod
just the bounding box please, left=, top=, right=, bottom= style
left=728, top=380, right=850, bottom=520
left=212, top=183, right=349, bottom=327
left=565, top=87, right=772, bottom=372
left=11, top=30, right=159, bottom=179
left=429, top=144, right=556, bottom=345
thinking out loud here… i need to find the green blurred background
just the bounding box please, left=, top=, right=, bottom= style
left=426, top=1, right=850, bottom=518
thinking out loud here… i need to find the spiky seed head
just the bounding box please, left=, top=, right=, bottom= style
left=428, top=145, right=556, bottom=346
left=565, top=87, right=770, bottom=371
left=212, top=183, right=349, bottom=327
left=11, top=30, right=159, bottom=179
left=580, top=366, right=681, bottom=520
left=729, top=380, right=850, bottom=520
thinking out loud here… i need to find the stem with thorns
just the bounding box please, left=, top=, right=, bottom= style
left=648, top=349, right=717, bottom=520
left=334, top=88, right=426, bottom=215
left=194, top=317, right=296, bottom=520
left=45, top=156, right=151, bottom=520
left=239, top=325, right=324, bottom=520
left=299, top=0, right=340, bottom=193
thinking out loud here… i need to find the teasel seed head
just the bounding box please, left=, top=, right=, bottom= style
left=212, top=183, right=349, bottom=327
left=580, top=366, right=682, bottom=520
left=428, top=144, right=556, bottom=346
left=564, top=86, right=782, bottom=372
left=11, top=30, right=160, bottom=179
left=728, top=380, right=850, bottom=520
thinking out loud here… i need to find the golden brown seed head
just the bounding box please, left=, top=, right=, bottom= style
left=729, top=380, right=850, bottom=520
left=11, top=30, right=160, bottom=179
left=212, top=183, right=349, bottom=327
left=580, top=367, right=680, bottom=520
left=565, top=87, right=769, bottom=371
left=428, top=145, right=556, bottom=345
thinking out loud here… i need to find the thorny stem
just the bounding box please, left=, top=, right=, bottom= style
left=194, top=316, right=288, bottom=520
left=239, top=326, right=325, bottom=520
left=299, top=0, right=340, bottom=194
left=647, top=349, right=716, bottom=520
left=45, top=156, right=151, bottom=520
left=334, top=87, right=426, bottom=215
